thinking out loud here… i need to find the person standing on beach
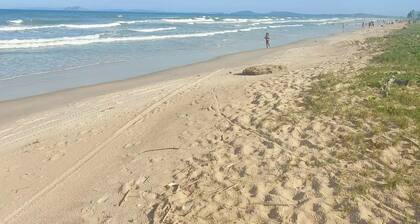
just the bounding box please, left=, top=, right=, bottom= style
left=265, top=32, right=271, bottom=48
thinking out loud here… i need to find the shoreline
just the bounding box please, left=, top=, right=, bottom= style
left=0, top=16, right=360, bottom=103
left=0, top=29, right=354, bottom=126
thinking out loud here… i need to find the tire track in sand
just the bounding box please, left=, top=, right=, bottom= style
left=3, top=70, right=222, bottom=224
left=0, top=81, right=183, bottom=149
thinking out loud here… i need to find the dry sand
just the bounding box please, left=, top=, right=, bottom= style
left=0, top=24, right=412, bottom=224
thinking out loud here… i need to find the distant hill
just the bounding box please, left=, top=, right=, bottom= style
left=230, top=11, right=259, bottom=16
left=272, top=11, right=389, bottom=18
left=102, top=9, right=160, bottom=13
left=63, top=6, right=86, bottom=11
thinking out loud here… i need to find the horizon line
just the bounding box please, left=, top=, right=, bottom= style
left=0, top=7, right=405, bottom=17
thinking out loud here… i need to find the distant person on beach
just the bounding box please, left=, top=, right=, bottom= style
left=265, top=33, right=271, bottom=48
left=370, top=21, right=375, bottom=28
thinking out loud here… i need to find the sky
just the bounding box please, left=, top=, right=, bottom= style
left=0, top=0, right=419, bottom=16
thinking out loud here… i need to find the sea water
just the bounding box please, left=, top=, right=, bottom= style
left=0, top=9, right=386, bottom=100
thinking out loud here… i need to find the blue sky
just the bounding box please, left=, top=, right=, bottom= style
left=0, top=0, right=419, bottom=16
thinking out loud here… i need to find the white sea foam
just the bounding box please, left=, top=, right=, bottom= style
left=0, top=20, right=144, bottom=32
left=160, top=17, right=276, bottom=25
left=222, top=18, right=250, bottom=23
left=62, top=22, right=123, bottom=29
left=290, top=17, right=358, bottom=24
left=243, top=17, right=353, bottom=25
left=0, top=29, right=246, bottom=49
left=0, top=23, right=315, bottom=49
left=0, top=17, right=364, bottom=32
left=131, top=27, right=177, bottom=33
left=0, top=34, right=103, bottom=49
left=238, top=24, right=303, bottom=32
left=7, top=19, right=23, bottom=24
left=316, top=18, right=360, bottom=25
left=0, top=26, right=35, bottom=31
left=161, top=17, right=215, bottom=24
left=211, top=17, right=350, bottom=26
left=223, top=18, right=274, bottom=24
left=239, top=27, right=267, bottom=32
left=250, top=18, right=274, bottom=23
left=268, top=24, right=304, bottom=28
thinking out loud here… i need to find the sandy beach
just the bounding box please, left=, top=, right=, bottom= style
left=0, top=23, right=415, bottom=224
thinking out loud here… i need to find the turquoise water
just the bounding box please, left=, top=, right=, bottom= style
left=0, top=9, right=384, bottom=100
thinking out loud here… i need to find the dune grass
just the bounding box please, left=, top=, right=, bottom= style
left=305, top=24, right=420, bottom=222
left=359, top=25, right=420, bottom=139
left=309, top=24, right=420, bottom=142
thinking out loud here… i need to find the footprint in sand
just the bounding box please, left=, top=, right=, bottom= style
left=264, top=194, right=273, bottom=203
left=293, top=191, right=307, bottom=202
left=249, top=185, right=258, bottom=197
left=268, top=207, right=281, bottom=221
left=313, top=203, right=328, bottom=224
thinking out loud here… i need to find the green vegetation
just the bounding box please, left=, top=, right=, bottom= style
left=359, top=24, right=420, bottom=139
left=305, top=24, right=420, bottom=223
left=304, top=73, right=341, bottom=115
left=308, top=24, right=420, bottom=142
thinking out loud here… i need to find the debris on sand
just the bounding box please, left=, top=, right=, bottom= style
left=241, top=64, right=285, bottom=76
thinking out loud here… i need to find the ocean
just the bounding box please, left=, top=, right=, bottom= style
left=0, top=9, right=385, bottom=101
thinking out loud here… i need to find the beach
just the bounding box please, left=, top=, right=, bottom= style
left=0, top=10, right=375, bottom=101
left=1, top=23, right=417, bottom=224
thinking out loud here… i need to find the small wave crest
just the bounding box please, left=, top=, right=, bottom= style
left=0, top=29, right=245, bottom=49
left=0, top=34, right=103, bottom=49
left=316, top=18, right=360, bottom=25
left=7, top=19, right=23, bottom=24
left=268, top=24, right=304, bottom=28
left=161, top=17, right=216, bottom=24
left=239, top=27, right=267, bottom=32
left=160, top=17, right=276, bottom=25
left=158, top=17, right=352, bottom=26
left=0, top=24, right=313, bottom=50
left=130, top=27, right=177, bottom=33
left=0, top=20, right=144, bottom=32
left=238, top=24, right=303, bottom=31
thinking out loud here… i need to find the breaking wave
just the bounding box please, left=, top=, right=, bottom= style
left=0, top=23, right=310, bottom=50
left=0, top=20, right=144, bottom=32
left=7, top=19, right=23, bottom=24
left=130, top=27, right=177, bottom=33
left=0, top=29, right=243, bottom=49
